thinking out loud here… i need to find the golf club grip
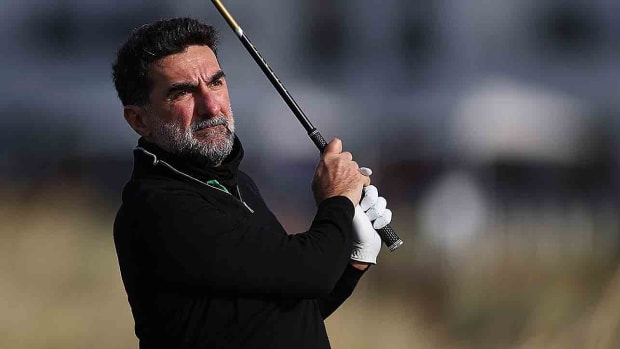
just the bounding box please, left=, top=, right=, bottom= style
left=310, top=130, right=403, bottom=252
left=211, top=0, right=403, bottom=251
left=308, top=129, right=328, bottom=151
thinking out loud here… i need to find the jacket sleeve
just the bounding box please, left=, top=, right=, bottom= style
left=316, top=264, right=366, bottom=319
left=131, top=187, right=355, bottom=298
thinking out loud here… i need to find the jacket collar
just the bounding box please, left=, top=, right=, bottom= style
left=133, top=135, right=244, bottom=191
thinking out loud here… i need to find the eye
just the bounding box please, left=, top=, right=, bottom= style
left=211, top=78, right=224, bottom=87
left=169, top=90, right=189, bottom=100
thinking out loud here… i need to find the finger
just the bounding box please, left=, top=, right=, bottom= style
left=324, top=138, right=342, bottom=155
left=360, top=185, right=378, bottom=211
left=363, top=184, right=377, bottom=195
left=342, top=151, right=353, bottom=161
left=366, top=197, right=387, bottom=221
left=359, top=167, right=373, bottom=177
left=373, top=209, right=392, bottom=229
left=362, top=175, right=371, bottom=187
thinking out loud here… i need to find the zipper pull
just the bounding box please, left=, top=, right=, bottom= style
left=236, top=185, right=254, bottom=213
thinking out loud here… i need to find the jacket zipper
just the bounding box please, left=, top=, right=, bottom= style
left=135, top=147, right=254, bottom=213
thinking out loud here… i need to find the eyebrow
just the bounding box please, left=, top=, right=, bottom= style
left=166, top=70, right=226, bottom=95
left=166, top=82, right=198, bottom=96
left=208, top=70, right=226, bottom=84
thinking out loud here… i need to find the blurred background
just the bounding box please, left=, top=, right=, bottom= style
left=2, top=0, right=620, bottom=348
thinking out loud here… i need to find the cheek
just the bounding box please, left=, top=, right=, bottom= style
left=164, top=101, right=195, bottom=128
left=221, top=94, right=233, bottom=116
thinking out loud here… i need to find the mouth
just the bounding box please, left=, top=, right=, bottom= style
left=192, top=118, right=226, bottom=129
left=190, top=115, right=232, bottom=138
left=193, top=124, right=227, bottom=136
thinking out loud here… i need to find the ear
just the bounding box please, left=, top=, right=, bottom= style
left=123, top=105, right=152, bottom=138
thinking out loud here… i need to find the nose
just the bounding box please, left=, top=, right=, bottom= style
left=195, top=87, right=221, bottom=117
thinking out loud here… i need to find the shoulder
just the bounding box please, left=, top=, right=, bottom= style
left=123, top=176, right=190, bottom=200
left=237, top=169, right=255, bottom=185
left=238, top=170, right=261, bottom=196
left=122, top=177, right=222, bottom=215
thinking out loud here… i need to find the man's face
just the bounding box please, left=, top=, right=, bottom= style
left=143, top=45, right=235, bottom=165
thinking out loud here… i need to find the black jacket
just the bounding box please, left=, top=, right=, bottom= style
left=114, top=137, right=365, bottom=349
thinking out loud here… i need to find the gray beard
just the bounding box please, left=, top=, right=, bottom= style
left=151, top=114, right=235, bottom=166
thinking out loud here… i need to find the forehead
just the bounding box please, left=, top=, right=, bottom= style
left=149, top=45, right=220, bottom=83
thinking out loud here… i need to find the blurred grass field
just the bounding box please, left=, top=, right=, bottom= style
left=1, top=183, right=619, bottom=349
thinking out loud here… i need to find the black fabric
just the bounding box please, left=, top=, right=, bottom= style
left=114, top=136, right=366, bottom=349
left=136, top=135, right=243, bottom=192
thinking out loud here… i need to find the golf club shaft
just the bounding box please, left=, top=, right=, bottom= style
left=211, top=0, right=403, bottom=252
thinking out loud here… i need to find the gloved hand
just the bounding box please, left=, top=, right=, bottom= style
left=359, top=185, right=392, bottom=230
left=351, top=205, right=382, bottom=264
left=351, top=180, right=392, bottom=264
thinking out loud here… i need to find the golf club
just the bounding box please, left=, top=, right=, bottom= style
left=211, top=0, right=403, bottom=252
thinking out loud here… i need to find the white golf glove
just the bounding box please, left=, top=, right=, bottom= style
left=351, top=181, right=392, bottom=264
left=359, top=185, right=393, bottom=230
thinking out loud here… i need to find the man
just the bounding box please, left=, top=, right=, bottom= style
left=112, top=17, right=391, bottom=348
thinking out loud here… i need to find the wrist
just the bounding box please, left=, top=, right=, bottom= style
left=349, top=261, right=370, bottom=271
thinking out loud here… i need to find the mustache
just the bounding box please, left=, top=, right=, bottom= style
left=190, top=115, right=229, bottom=132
